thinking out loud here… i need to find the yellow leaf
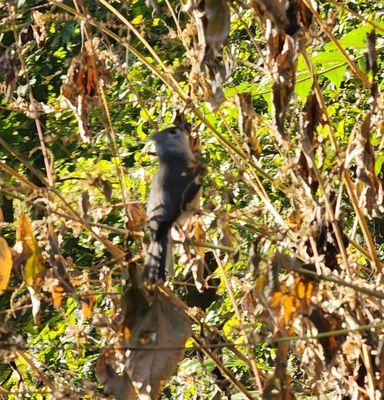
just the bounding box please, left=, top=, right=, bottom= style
left=51, top=285, right=65, bottom=308
left=296, top=280, right=306, bottom=299
left=16, top=212, right=44, bottom=288
left=82, top=294, right=95, bottom=319
left=283, top=295, right=294, bottom=325
left=131, top=15, right=143, bottom=25
left=0, top=237, right=12, bottom=291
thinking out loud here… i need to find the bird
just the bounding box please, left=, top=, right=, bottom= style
left=143, top=124, right=205, bottom=284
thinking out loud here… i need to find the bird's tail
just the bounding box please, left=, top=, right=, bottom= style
left=143, top=234, right=171, bottom=283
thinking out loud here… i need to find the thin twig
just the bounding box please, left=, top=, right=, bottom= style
left=301, top=0, right=371, bottom=89
left=324, top=0, right=384, bottom=34
left=213, top=251, right=263, bottom=392
left=302, top=51, right=382, bottom=272
left=192, top=334, right=255, bottom=400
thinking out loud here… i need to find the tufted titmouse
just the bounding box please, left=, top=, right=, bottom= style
left=143, top=124, right=204, bottom=283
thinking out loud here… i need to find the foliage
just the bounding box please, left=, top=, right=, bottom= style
left=0, top=0, right=384, bottom=399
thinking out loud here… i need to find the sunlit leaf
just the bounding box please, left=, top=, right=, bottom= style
left=0, top=237, right=12, bottom=292
left=16, top=212, right=45, bottom=288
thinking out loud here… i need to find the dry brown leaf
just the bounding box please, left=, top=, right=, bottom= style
left=236, top=92, right=262, bottom=157
left=268, top=254, right=315, bottom=327
left=96, top=347, right=136, bottom=400
left=126, top=203, right=147, bottom=233
left=190, top=221, right=206, bottom=292
left=298, top=93, right=321, bottom=192
left=99, top=286, right=191, bottom=399
left=124, top=288, right=191, bottom=399
left=309, top=307, right=343, bottom=364
left=81, top=190, right=90, bottom=218
left=301, top=208, right=348, bottom=271
left=269, top=30, right=297, bottom=138
left=0, top=48, right=17, bottom=102
left=82, top=293, right=96, bottom=320
left=178, top=219, right=206, bottom=292
left=354, top=113, right=380, bottom=215
left=250, top=0, right=312, bottom=38
left=181, top=251, right=220, bottom=311
left=183, top=0, right=231, bottom=110
left=270, top=289, right=300, bottom=326
left=250, top=1, right=314, bottom=139
left=51, top=284, right=65, bottom=308
left=32, top=10, right=47, bottom=47
left=61, top=38, right=112, bottom=143
left=0, top=237, right=12, bottom=292
left=250, top=0, right=291, bottom=32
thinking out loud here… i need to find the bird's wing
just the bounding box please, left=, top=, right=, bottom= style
left=147, top=159, right=197, bottom=229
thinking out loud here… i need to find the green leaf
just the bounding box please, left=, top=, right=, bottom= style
left=296, top=78, right=313, bottom=102
left=323, top=64, right=348, bottom=88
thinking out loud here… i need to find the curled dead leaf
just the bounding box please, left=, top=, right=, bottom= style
left=0, top=48, right=17, bottom=102
left=126, top=202, right=146, bottom=233
left=0, top=237, right=13, bottom=292
left=98, top=287, right=191, bottom=399
left=353, top=113, right=380, bottom=215
left=61, top=38, right=112, bottom=143
left=184, top=0, right=231, bottom=110
left=82, top=293, right=96, bottom=320
left=51, top=284, right=65, bottom=308
left=236, top=92, right=262, bottom=157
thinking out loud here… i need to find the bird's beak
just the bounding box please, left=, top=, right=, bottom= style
left=143, top=136, right=157, bottom=156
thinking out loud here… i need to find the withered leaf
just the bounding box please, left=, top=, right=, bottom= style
left=184, top=0, right=231, bottom=110
left=180, top=220, right=206, bottom=292
left=202, top=0, right=230, bottom=60
left=15, top=212, right=45, bottom=289
left=250, top=0, right=312, bottom=37
left=32, top=10, right=47, bottom=47
left=0, top=48, right=17, bottom=102
left=182, top=251, right=220, bottom=311
left=269, top=30, right=297, bottom=138
left=15, top=213, right=45, bottom=324
left=236, top=92, right=261, bottom=157
left=354, top=113, right=379, bottom=215
left=250, top=0, right=313, bottom=139
left=124, top=288, right=191, bottom=399
left=0, top=237, right=13, bottom=292
left=61, top=38, right=112, bottom=143
left=126, top=203, right=147, bottom=233
left=251, top=0, right=291, bottom=32
left=82, top=293, right=96, bottom=320
left=298, top=92, right=321, bottom=192
left=96, top=347, right=136, bottom=400
left=92, top=176, right=113, bottom=201
left=81, top=190, right=90, bottom=218
left=28, top=286, right=42, bottom=325
left=309, top=307, right=344, bottom=364
left=51, top=284, right=65, bottom=308
left=303, top=208, right=348, bottom=271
